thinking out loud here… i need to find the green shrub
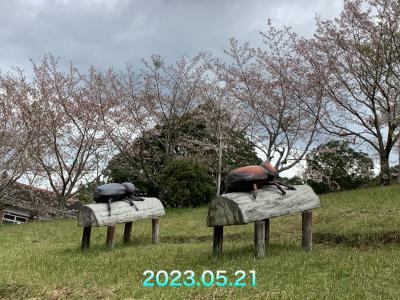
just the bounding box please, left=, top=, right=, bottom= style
left=159, top=159, right=216, bottom=207
left=305, top=140, right=374, bottom=194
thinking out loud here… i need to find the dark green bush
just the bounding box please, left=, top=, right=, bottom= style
left=159, top=159, right=216, bottom=207
left=281, top=175, right=304, bottom=186
left=305, top=140, right=374, bottom=194
left=104, top=107, right=260, bottom=199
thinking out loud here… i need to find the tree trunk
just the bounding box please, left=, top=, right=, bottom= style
left=398, top=140, right=400, bottom=182
left=380, top=155, right=390, bottom=186
left=57, top=196, right=66, bottom=217
left=216, top=134, right=223, bottom=196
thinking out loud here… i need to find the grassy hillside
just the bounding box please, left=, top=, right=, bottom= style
left=1, top=185, right=400, bottom=299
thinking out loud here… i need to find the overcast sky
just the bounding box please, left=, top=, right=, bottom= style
left=0, top=0, right=343, bottom=73
left=0, top=0, right=344, bottom=177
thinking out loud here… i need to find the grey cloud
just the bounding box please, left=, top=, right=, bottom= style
left=0, top=0, right=342, bottom=73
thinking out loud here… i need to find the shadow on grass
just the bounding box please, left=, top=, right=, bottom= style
left=60, top=235, right=153, bottom=255
left=314, top=231, right=400, bottom=248
left=207, top=243, right=302, bottom=263
left=61, top=231, right=302, bottom=259
left=161, top=232, right=253, bottom=244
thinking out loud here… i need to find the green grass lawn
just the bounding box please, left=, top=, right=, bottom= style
left=2, top=185, right=400, bottom=299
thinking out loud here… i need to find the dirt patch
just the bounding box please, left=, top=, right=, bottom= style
left=47, top=286, right=73, bottom=300
left=0, top=283, right=29, bottom=299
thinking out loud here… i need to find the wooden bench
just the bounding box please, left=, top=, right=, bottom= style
left=207, top=185, right=320, bottom=258
left=78, top=197, right=165, bottom=250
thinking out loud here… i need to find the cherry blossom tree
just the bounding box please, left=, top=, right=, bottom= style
left=300, top=0, right=400, bottom=185
left=97, top=54, right=212, bottom=188
left=217, top=24, right=322, bottom=173
left=201, top=78, right=255, bottom=195
left=141, top=53, right=211, bottom=163
left=0, top=74, right=32, bottom=200
left=8, top=55, right=112, bottom=214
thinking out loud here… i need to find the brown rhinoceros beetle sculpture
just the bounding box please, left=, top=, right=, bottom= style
left=224, top=161, right=296, bottom=199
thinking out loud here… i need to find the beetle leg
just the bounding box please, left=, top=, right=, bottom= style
left=123, top=197, right=139, bottom=211
left=108, top=198, right=112, bottom=216
left=252, top=183, right=258, bottom=200
left=131, top=201, right=139, bottom=211
left=133, top=197, right=145, bottom=201
left=276, top=180, right=296, bottom=190
left=272, top=182, right=286, bottom=195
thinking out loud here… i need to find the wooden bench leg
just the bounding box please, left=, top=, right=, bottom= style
left=106, top=225, right=116, bottom=250
left=254, top=221, right=266, bottom=258
left=302, top=210, right=312, bottom=251
left=213, top=226, right=223, bottom=256
left=123, top=222, right=133, bottom=244
left=265, top=218, right=270, bottom=246
left=81, top=226, right=91, bottom=250
left=152, top=218, right=159, bottom=244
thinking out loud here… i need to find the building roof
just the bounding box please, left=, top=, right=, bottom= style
left=0, top=182, right=83, bottom=218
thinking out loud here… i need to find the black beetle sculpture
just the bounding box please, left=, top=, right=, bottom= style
left=94, top=182, right=144, bottom=216
left=224, top=160, right=296, bottom=199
